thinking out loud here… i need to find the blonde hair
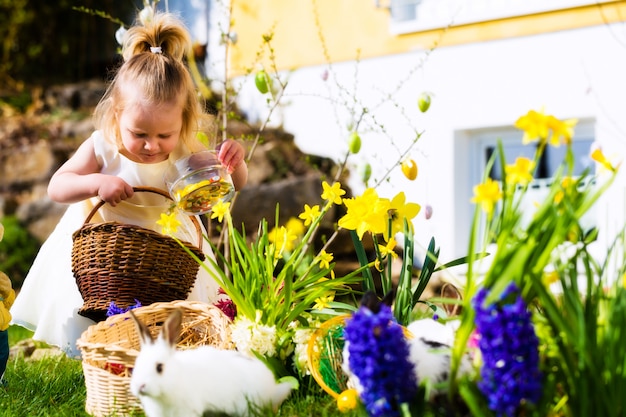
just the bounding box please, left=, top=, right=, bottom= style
left=93, top=11, right=210, bottom=153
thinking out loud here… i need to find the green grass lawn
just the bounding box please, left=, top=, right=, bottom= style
left=0, top=325, right=361, bottom=417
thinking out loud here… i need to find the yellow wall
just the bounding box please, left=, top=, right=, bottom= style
left=229, top=0, right=626, bottom=75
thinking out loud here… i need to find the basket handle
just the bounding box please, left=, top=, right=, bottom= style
left=84, top=186, right=203, bottom=249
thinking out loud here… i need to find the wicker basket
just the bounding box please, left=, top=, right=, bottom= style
left=76, top=300, right=233, bottom=417
left=72, top=186, right=206, bottom=322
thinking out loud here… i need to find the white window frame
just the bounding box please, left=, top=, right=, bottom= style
left=452, top=119, right=596, bottom=256
left=388, top=0, right=617, bottom=35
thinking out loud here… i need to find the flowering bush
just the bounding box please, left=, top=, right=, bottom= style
left=192, top=108, right=621, bottom=417
left=452, top=109, right=623, bottom=417
left=198, top=181, right=431, bottom=366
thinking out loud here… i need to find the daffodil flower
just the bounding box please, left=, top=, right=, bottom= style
left=515, top=109, right=577, bottom=146
left=210, top=200, right=231, bottom=222
left=286, top=217, right=305, bottom=238
left=321, top=181, right=346, bottom=205
left=156, top=211, right=181, bottom=235
left=268, top=225, right=298, bottom=253
left=546, top=115, right=577, bottom=146
left=338, top=188, right=389, bottom=239
left=591, top=148, right=617, bottom=173
left=374, top=258, right=383, bottom=271
left=378, top=237, right=398, bottom=259
left=554, top=176, right=576, bottom=204
left=388, top=191, right=420, bottom=238
left=505, top=157, right=535, bottom=186
left=298, top=204, right=321, bottom=226
left=542, top=270, right=560, bottom=286
left=313, top=291, right=335, bottom=310
left=471, top=178, right=503, bottom=216
left=317, top=250, right=334, bottom=270
left=515, top=109, right=550, bottom=144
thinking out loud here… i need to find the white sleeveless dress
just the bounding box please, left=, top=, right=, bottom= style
left=10, top=131, right=221, bottom=357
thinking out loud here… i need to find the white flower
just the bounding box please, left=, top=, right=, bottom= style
left=230, top=315, right=277, bottom=357
left=292, top=327, right=314, bottom=375
left=289, top=316, right=321, bottom=376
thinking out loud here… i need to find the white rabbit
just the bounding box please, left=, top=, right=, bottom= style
left=406, top=318, right=473, bottom=390
left=341, top=292, right=472, bottom=400
left=128, top=309, right=295, bottom=417
left=342, top=317, right=472, bottom=399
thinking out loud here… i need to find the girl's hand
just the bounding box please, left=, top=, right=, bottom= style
left=97, top=176, right=134, bottom=207
left=216, top=139, right=246, bottom=174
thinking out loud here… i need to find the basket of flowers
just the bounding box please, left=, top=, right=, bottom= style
left=71, top=186, right=205, bottom=322
left=76, top=300, right=233, bottom=417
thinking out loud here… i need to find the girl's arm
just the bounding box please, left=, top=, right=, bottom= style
left=217, top=139, right=248, bottom=191
left=47, top=137, right=134, bottom=206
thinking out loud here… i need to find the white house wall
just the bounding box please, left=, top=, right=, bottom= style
left=172, top=1, right=626, bottom=273
left=233, top=23, right=626, bottom=267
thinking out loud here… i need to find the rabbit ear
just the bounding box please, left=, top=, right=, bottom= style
left=381, top=289, right=396, bottom=307
left=161, top=308, right=183, bottom=347
left=440, top=282, right=463, bottom=316
left=129, top=309, right=153, bottom=346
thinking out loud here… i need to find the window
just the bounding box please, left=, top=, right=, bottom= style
left=485, top=137, right=595, bottom=181
left=470, top=120, right=597, bottom=238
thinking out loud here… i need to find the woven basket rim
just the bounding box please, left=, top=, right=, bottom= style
left=72, top=221, right=204, bottom=256
left=77, top=300, right=233, bottom=363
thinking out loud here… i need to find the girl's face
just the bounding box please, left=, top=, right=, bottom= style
left=117, top=94, right=184, bottom=164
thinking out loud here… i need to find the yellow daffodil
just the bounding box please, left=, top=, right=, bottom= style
left=156, top=212, right=181, bottom=235
left=210, top=200, right=231, bottom=223
left=471, top=178, right=503, bottom=216
left=505, top=157, right=535, bottom=186
left=554, top=176, right=576, bottom=204
left=515, top=109, right=549, bottom=144
left=622, top=272, right=626, bottom=289
left=286, top=217, right=305, bottom=238
left=374, top=258, right=383, bottom=271
left=317, top=250, right=334, bottom=270
left=542, top=270, right=560, bottom=286
left=378, top=237, right=398, bottom=259
left=515, top=109, right=577, bottom=146
left=338, top=188, right=389, bottom=239
left=298, top=204, right=321, bottom=226
left=321, top=181, right=346, bottom=205
left=591, top=148, right=617, bottom=173
left=268, top=225, right=298, bottom=253
left=546, top=115, right=577, bottom=146
left=388, top=191, right=420, bottom=238
left=313, top=291, right=335, bottom=310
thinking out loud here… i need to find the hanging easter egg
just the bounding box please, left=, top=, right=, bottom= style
left=360, top=162, right=372, bottom=183
left=401, top=159, right=418, bottom=181
left=255, top=70, right=270, bottom=94
left=348, top=131, right=361, bottom=154
left=418, top=92, right=431, bottom=113
left=424, top=204, right=433, bottom=219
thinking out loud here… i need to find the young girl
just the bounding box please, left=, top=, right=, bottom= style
left=10, top=11, right=248, bottom=357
